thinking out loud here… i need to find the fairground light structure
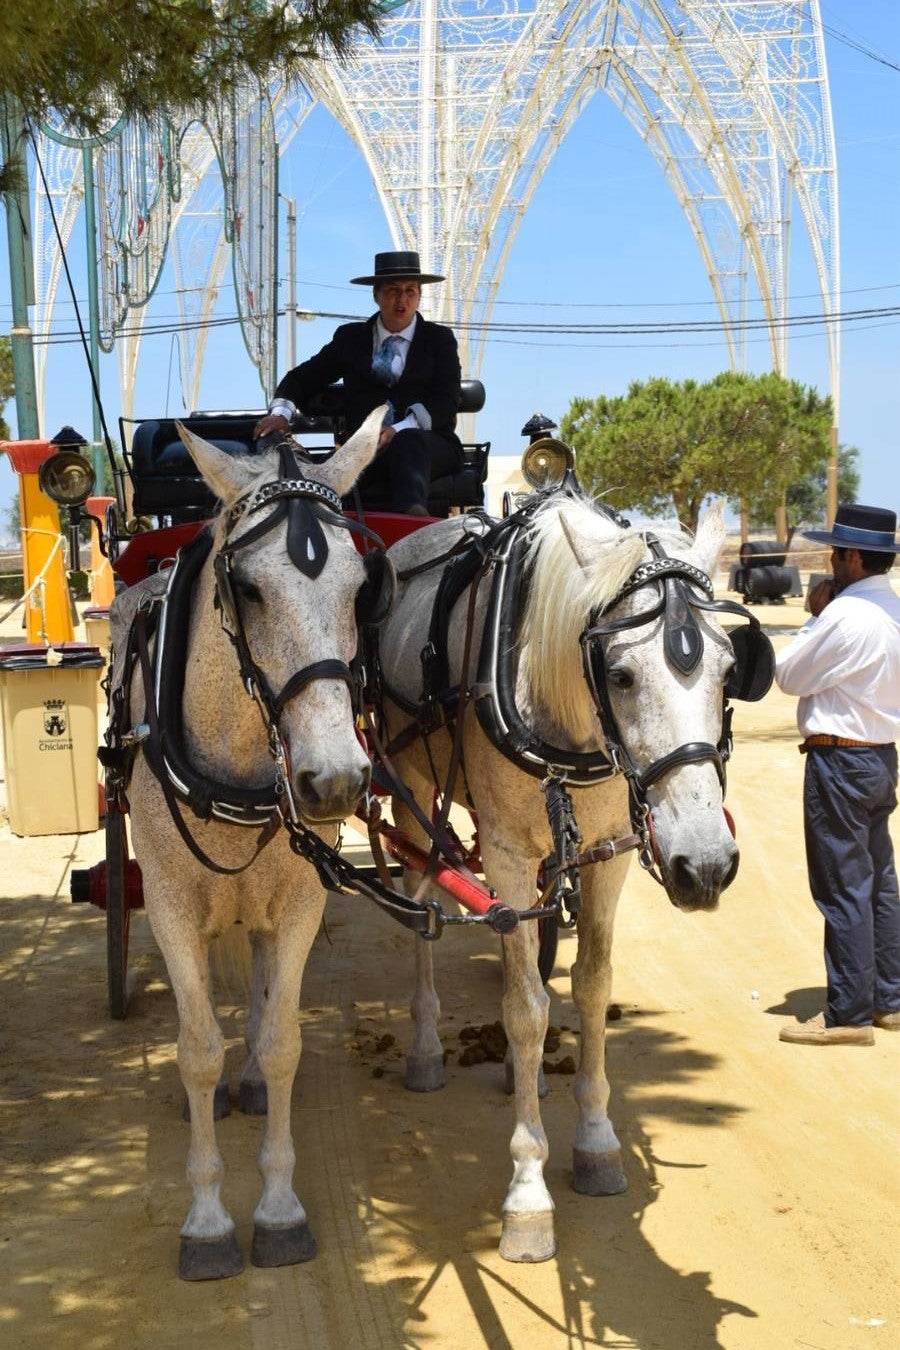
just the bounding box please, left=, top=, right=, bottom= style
left=28, top=0, right=840, bottom=499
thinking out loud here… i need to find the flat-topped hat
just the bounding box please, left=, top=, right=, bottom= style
left=350, top=251, right=444, bottom=285
left=802, top=503, right=899, bottom=553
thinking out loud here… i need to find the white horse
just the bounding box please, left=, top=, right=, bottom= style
left=374, top=492, right=770, bottom=1262
left=110, top=410, right=385, bottom=1280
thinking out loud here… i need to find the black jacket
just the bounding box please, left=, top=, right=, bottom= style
left=275, top=314, right=462, bottom=448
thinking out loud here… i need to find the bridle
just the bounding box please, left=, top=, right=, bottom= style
left=210, top=452, right=387, bottom=823
left=580, top=533, right=771, bottom=848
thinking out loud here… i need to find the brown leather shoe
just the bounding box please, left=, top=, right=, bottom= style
left=874, top=1009, right=900, bottom=1031
left=779, top=1012, right=874, bottom=1046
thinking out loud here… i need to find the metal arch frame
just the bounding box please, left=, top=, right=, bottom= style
left=29, top=1, right=840, bottom=497
left=296, top=0, right=839, bottom=425
left=31, top=82, right=315, bottom=428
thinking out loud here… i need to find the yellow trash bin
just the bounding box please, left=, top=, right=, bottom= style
left=0, top=643, right=105, bottom=836
left=83, top=606, right=111, bottom=664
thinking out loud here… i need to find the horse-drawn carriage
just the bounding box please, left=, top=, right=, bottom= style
left=55, top=385, right=774, bottom=1278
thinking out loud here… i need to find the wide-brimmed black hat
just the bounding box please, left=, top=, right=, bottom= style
left=802, top=504, right=899, bottom=553
left=350, top=251, right=444, bottom=285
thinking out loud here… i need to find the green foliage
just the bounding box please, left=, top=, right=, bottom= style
left=560, top=371, right=833, bottom=532
left=0, top=337, right=12, bottom=441
left=751, top=444, right=860, bottom=543
left=0, top=2, right=382, bottom=157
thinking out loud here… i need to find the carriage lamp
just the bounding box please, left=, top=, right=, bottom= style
left=520, top=435, right=576, bottom=491
left=40, top=427, right=96, bottom=570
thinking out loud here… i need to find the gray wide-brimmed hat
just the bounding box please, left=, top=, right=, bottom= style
left=350, top=251, right=444, bottom=285
left=802, top=503, right=899, bottom=553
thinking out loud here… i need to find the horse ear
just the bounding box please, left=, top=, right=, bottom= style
left=314, top=406, right=384, bottom=498
left=175, top=422, right=263, bottom=507
left=692, top=499, right=727, bottom=576
left=559, top=512, right=595, bottom=571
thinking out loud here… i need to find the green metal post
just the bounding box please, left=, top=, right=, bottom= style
left=1, top=96, right=40, bottom=439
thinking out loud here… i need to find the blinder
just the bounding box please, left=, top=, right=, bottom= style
left=724, top=621, right=775, bottom=702
left=356, top=548, right=396, bottom=627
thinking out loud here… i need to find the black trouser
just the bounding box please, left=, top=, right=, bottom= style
left=353, top=428, right=463, bottom=512
left=803, top=743, right=900, bottom=1024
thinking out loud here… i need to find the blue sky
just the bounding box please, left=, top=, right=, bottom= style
left=2, top=2, right=898, bottom=523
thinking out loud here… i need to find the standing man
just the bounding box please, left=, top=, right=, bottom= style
left=776, top=504, right=900, bottom=1045
left=254, top=251, right=463, bottom=515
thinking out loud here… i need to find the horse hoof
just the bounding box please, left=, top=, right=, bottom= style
left=405, top=1054, right=445, bottom=1093
left=251, top=1220, right=317, bottom=1268
left=178, top=1232, right=243, bottom=1281
left=572, top=1147, right=628, bottom=1196
left=238, top=1079, right=268, bottom=1115
left=499, top=1211, right=556, bottom=1263
left=181, top=1081, right=232, bottom=1123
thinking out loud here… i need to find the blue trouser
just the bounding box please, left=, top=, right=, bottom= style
left=803, top=744, right=900, bottom=1025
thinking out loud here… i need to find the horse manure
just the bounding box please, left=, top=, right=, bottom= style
left=543, top=1055, right=576, bottom=1075
left=458, top=1021, right=507, bottom=1063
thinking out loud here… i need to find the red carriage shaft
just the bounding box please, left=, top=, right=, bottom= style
left=374, top=819, right=518, bottom=932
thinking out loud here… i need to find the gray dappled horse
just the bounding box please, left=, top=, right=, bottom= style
left=374, top=493, right=772, bottom=1262
left=109, top=410, right=387, bottom=1280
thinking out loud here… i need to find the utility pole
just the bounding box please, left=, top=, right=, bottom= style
left=1, top=96, right=40, bottom=439
left=280, top=194, right=297, bottom=372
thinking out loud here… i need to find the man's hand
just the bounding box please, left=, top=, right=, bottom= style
left=376, top=424, right=396, bottom=455
left=807, top=576, right=836, bottom=617
left=253, top=412, right=290, bottom=440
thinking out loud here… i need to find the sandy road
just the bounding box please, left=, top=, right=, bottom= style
left=0, top=596, right=897, bottom=1350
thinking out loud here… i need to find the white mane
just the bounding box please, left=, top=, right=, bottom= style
left=519, top=496, right=697, bottom=745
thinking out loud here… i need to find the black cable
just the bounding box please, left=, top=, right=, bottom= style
left=27, top=123, right=120, bottom=471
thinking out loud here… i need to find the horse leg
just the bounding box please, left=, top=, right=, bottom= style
left=180, top=953, right=230, bottom=1122
left=250, top=901, right=323, bottom=1268
left=152, top=921, right=243, bottom=1281
left=239, top=930, right=271, bottom=1116
left=489, top=847, right=555, bottom=1262
left=570, top=859, right=630, bottom=1196
left=394, top=799, right=446, bottom=1092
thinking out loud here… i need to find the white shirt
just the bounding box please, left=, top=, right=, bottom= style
left=373, top=315, right=429, bottom=432
left=775, top=573, right=900, bottom=742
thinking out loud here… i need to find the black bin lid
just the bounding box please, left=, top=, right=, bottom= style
left=0, top=642, right=105, bottom=671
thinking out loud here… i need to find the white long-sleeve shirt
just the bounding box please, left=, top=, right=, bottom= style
left=774, top=573, right=900, bottom=742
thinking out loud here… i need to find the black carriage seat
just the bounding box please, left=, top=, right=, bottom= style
left=299, top=377, right=488, bottom=517
left=121, top=378, right=489, bottom=524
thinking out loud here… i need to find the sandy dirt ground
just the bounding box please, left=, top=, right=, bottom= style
left=0, top=587, right=897, bottom=1350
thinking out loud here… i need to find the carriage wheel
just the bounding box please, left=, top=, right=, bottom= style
left=105, top=791, right=131, bottom=1020
left=536, top=915, right=559, bottom=984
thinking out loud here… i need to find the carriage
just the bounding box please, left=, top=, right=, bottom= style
left=52, top=383, right=774, bottom=1277
left=68, top=379, right=564, bottom=1016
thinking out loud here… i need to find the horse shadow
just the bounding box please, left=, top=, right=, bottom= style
left=278, top=902, right=760, bottom=1349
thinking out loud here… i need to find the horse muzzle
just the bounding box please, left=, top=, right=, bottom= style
left=646, top=807, right=740, bottom=911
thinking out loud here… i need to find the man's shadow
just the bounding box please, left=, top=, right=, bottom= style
left=765, top=986, right=826, bottom=1019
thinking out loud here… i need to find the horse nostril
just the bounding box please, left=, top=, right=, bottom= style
left=671, top=847, right=739, bottom=906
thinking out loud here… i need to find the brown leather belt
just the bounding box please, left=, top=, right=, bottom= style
left=800, top=734, right=884, bottom=753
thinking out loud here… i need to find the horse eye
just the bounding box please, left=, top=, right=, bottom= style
left=235, top=579, right=263, bottom=604
left=608, top=665, right=634, bottom=690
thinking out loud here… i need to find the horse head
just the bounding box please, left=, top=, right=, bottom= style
left=175, top=407, right=386, bottom=822
left=526, top=498, right=741, bottom=912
